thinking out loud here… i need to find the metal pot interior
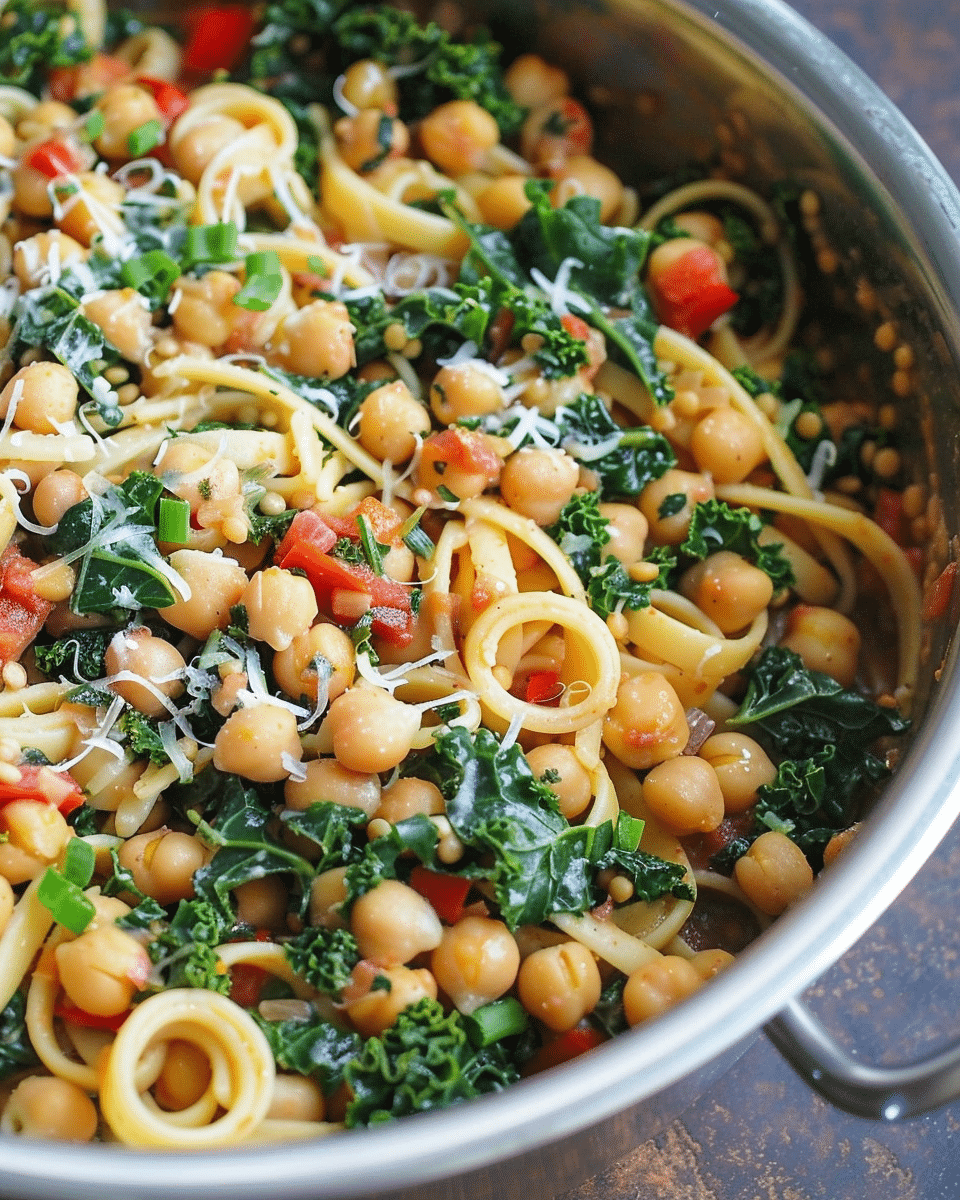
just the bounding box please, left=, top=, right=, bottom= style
left=5, top=0, right=960, bottom=1196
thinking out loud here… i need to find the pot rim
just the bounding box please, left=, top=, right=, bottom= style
left=6, top=0, right=960, bottom=1194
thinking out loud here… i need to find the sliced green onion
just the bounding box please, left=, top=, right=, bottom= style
left=82, top=110, right=105, bottom=142
left=234, top=251, right=283, bottom=312
left=120, top=249, right=180, bottom=303
left=398, top=506, right=435, bottom=559
left=464, top=997, right=529, bottom=1047
left=158, top=496, right=191, bottom=544
left=184, top=221, right=239, bottom=267
left=62, top=837, right=96, bottom=888
left=356, top=513, right=385, bottom=576
left=37, top=867, right=95, bottom=935
left=615, top=811, right=645, bottom=853
left=127, top=118, right=165, bottom=157
left=436, top=484, right=459, bottom=504
left=306, top=254, right=329, bottom=278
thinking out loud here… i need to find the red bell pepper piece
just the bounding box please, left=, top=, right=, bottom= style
left=525, top=670, right=563, bottom=706
left=183, top=6, right=256, bottom=73
left=409, top=866, right=472, bottom=925
left=522, top=1026, right=606, bottom=1076
left=136, top=76, right=190, bottom=124
left=651, top=244, right=739, bottom=340
left=54, top=1001, right=130, bottom=1031
left=25, top=137, right=84, bottom=179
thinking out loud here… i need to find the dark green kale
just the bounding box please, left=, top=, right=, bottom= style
left=126, top=898, right=233, bottom=994
left=343, top=997, right=519, bottom=1125
left=280, top=801, right=372, bottom=875
left=118, top=710, right=169, bottom=767
left=553, top=393, right=676, bottom=499
left=679, top=499, right=794, bottom=593
left=253, top=1013, right=362, bottom=1095
left=48, top=472, right=177, bottom=615
left=546, top=492, right=669, bottom=620
left=0, top=0, right=91, bottom=95
left=283, top=926, right=360, bottom=998
left=33, top=627, right=114, bottom=683
left=0, top=991, right=39, bottom=1080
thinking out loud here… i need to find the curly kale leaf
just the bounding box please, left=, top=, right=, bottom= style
left=254, top=1013, right=361, bottom=1094
left=680, top=499, right=795, bottom=593
left=343, top=998, right=519, bottom=1126
left=554, top=393, right=676, bottom=499
left=0, top=0, right=91, bottom=95
left=122, top=898, right=233, bottom=994
left=33, top=627, right=113, bottom=683
left=118, top=710, right=169, bottom=767
left=283, top=926, right=360, bottom=998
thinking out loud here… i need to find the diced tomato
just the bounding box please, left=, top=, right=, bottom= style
left=418, top=428, right=503, bottom=499
left=136, top=76, right=190, bottom=124
left=353, top=497, right=404, bottom=545
left=924, top=560, right=958, bottom=622
left=54, top=1001, right=130, bottom=1032
left=25, top=137, right=84, bottom=180
left=875, top=487, right=906, bottom=545
left=183, top=6, right=257, bottom=73
left=275, top=509, right=337, bottom=564
left=229, top=963, right=269, bottom=1008
left=48, top=52, right=129, bottom=102
left=522, top=1026, right=606, bottom=1076
left=525, top=670, right=563, bottom=706
left=650, top=244, right=739, bottom=340
left=409, top=866, right=472, bottom=925
left=0, top=546, right=54, bottom=666
left=0, top=763, right=84, bottom=816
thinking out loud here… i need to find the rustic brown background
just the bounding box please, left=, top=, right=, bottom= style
left=561, top=1, right=960, bottom=1196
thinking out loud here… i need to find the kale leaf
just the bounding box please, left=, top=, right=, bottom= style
left=0, top=0, right=91, bottom=95
left=554, top=393, right=676, bottom=499
left=118, top=710, right=169, bottom=767
left=143, top=899, right=233, bottom=994
left=33, top=627, right=114, bottom=683
left=0, top=991, right=39, bottom=1080
left=343, top=997, right=519, bottom=1125
left=253, top=1013, right=362, bottom=1095
left=280, top=801, right=372, bottom=876
left=283, top=926, right=360, bottom=998
left=679, top=499, right=794, bottom=592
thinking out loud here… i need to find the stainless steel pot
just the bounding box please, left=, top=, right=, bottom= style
left=4, top=0, right=960, bottom=1196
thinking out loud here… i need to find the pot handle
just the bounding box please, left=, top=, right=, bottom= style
left=766, top=998, right=960, bottom=1119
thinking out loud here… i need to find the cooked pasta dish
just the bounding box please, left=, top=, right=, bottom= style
left=0, top=0, right=930, bottom=1147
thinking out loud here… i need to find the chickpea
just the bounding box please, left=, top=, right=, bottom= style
left=273, top=621, right=355, bottom=706
left=351, top=879, right=443, bottom=965
left=673, top=211, right=727, bottom=246
left=431, top=917, right=520, bottom=1014
left=420, top=100, right=499, bottom=177
left=117, top=828, right=206, bottom=905
left=0, top=362, right=78, bottom=434
left=622, top=955, right=702, bottom=1025
left=309, top=866, right=349, bottom=927
left=153, top=1040, right=212, bottom=1112
left=334, top=109, right=409, bottom=173
left=779, top=604, right=861, bottom=688
left=689, top=406, right=767, bottom=484
left=104, top=627, right=186, bottom=717
left=689, top=947, right=736, bottom=980
left=550, top=155, right=624, bottom=223
left=82, top=287, right=153, bottom=362
left=13, top=230, right=85, bottom=289
left=499, top=447, right=580, bottom=525
left=57, top=172, right=124, bottom=247
left=240, top=567, right=318, bottom=652
left=735, top=831, right=814, bottom=915
left=640, top=755, right=725, bottom=836
left=16, top=100, right=76, bottom=144
left=279, top=300, right=356, bottom=379
left=344, top=963, right=437, bottom=1037
left=0, top=800, right=70, bottom=885
left=525, top=744, right=592, bottom=819
left=326, top=687, right=421, bottom=774
left=55, top=923, right=151, bottom=1016
left=699, top=732, right=777, bottom=813
left=373, top=776, right=445, bottom=823
left=171, top=270, right=241, bottom=348
left=679, top=550, right=774, bottom=634
left=11, top=158, right=55, bottom=219
left=504, top=53, right=570, bottom=108
left=429, top=363, right=505, bottom=425
left=340, top=59, right=398, bottom=112
left=517, top=941, right=601, bottom=1032
left=639, top=468, right=715, bottom=545
left=822, top=823, right=860, bottom=867
left=162, top=549, right=249, bottom=639
left=602, top=671, right=689, bottom=770
left=1, top=1076, right=98, bottom=1142
left=357, top=379, right=431, bottom=463
left=599, top=502, right=648, bottom=565
left=213, top=703, right=303, bottom=783
left=284, top=757, right=381, bottom=816
left=234, top=875, right=288, bottom=931
left=476, top=174, right=533, bottom=229
left=94, top=83, right=162, bottom=160
left=267, top=1074, right=325, bottom=1123
left=415, top=428, right=503, bottom=502
left=382, top=540, right=415, bottom=583
left=170, top=114, right=247, bottom=184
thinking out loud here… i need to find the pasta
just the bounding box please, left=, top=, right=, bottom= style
left=0, top=0, right=927, bottom=1148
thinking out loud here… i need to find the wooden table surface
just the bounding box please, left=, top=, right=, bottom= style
left=561, top=2, right=960, bottom=1196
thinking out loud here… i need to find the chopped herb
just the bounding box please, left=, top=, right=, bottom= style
left=37, top=867, right=95, bottom=935
left=127, top=118, right=165, bottom=157
left=183, top=221, right=239, bottom=267
left=157, top=496, right=191, bottom=545
left=234, top=251, right=283, bottom=312
left=120, top=249, right=180, bottom=308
